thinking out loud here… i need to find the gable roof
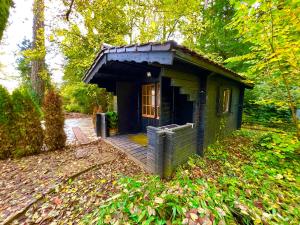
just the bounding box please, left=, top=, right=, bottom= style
left=83, top=40, right=253, bottom=88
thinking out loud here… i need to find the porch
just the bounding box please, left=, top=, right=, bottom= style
left=106, top=134, right=148, bottom=167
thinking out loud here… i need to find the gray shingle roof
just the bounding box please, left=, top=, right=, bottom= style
left=83, top=40, right=253, bottom=88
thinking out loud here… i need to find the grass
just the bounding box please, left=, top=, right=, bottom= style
left=82, top=127, right=300, bottom=224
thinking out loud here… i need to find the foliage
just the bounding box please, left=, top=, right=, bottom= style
left=226, top=0, right=300, bottom=136
left=11, top=88, right=43, bottom=158
left=256, top=132, right=300, bottom=163
left=0, top=0, right=12, bottom=40
left=0, top=85, right=13, bottom=159
left=55, top=0, right=129, bottom=83
left=43, top=89, right=66, bottom=151
left=16, top=38, right=32, bottom=83
left=83, top=128, right=300, bottom=224
left=183, top=0, right=251, bottom=67
left=61, top=82, right=111, bottom=114
left=106, top=111, right=118, bottom=129
left=23, top=0, right=48, bottom=104
left=243, top=101, right=292, bottom=128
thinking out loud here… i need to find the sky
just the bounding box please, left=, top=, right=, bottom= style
left=0, top=0, right=64, bottom=92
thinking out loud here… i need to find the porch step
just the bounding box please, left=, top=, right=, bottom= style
left=72, top=127, right=90, bottom=144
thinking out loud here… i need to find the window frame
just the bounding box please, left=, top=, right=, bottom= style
left=222, top=89, right=231, bottom=114
left=217, top=87, right=232, bottom=115
left=142, top=83, right=160, bottom=119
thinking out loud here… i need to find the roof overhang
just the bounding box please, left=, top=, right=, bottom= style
left=82, top=41, right=254, bottom=89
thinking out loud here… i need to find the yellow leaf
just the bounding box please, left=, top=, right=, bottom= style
left=190, top=213, right=198, bottom=221
left=154, top=197, right=164, bottom=204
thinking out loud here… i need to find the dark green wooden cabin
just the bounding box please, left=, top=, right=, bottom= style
left=83, top=41, right=253, bottom=155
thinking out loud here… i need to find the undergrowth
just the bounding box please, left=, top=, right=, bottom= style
left=82, top=128, right=300, bottom=225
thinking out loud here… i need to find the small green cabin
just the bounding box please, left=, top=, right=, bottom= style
left=83, top=41, right=252, bottom=176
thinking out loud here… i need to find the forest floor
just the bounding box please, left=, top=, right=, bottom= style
left=1, top=124, right=298, bottom=225
left=83, top=127, right=300, bottom=224
left=1, top=141, right=145, bottom=225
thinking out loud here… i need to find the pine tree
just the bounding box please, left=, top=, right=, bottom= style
left=0, top=85, right=13, bottom=159
left=43, top=89, right=66, bottom=151
left=0, top=0, right=12, bottom=40
left=11, top=89, right=43, bottom=158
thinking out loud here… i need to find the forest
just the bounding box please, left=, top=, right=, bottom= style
left=0, top=0, right=299, bottom=224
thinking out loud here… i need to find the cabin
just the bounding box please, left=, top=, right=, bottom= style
left=83, top=41, right=253, bottom=177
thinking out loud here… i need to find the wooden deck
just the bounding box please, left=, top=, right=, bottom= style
left=106, top=135, right=148, bottom=166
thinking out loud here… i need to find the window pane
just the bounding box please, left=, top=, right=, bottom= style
left=151, top=106, right=155, bottom=115
left=156, top=84, right=160, bottom=118
left=142, top=84, right=159, bottom=118
left=222, top=89, right=230, bottom=113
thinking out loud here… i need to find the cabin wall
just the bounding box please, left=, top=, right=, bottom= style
left=160, top=67, right=200, bottom=125
left=204, top=75, right=244, bottom=147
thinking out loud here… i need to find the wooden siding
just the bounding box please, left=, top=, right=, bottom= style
left=204, top=75, right=243, bottom=147
left=163, top=67, right=199, bottom=102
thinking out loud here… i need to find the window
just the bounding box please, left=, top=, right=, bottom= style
left=142, top=83, right=160, bottom=118
left=222, top=89, right=231, bottom=113
left=156, top=83, right=160, bottom=118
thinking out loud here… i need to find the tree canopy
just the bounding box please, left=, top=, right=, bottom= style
left=0, top=0, right=12, bottom=40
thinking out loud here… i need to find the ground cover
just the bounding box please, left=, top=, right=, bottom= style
left=84, top=128, right=300, bottom=224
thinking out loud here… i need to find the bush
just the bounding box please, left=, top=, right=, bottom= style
left=106, top=111, right=118, bottom=129
left=43, top=89, right=66, bottom=151
left=0, top=85, right=13, bottom=159
left=243, top=102, right=292, bottom=128
left=11, top=89, right=43, bottom=158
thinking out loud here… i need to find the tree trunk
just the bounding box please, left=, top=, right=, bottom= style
left=31, top=0, right=46, bottom=104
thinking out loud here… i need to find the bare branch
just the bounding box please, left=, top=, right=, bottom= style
left=65, top=0, right=75, bottom=21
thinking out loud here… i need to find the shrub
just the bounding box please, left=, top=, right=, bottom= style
left=11, top=89, right=44, bottom=158
left=0, top=85, right=13, bottom=159
left=43, top=89, right=66, bottom=151
left=243, top=102, right=292, bottom=128
left=106, top=111, right=118, bottom=129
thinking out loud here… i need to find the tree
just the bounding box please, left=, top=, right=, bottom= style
left=0, top=85, right=13, bottom=159
left=56, top=0, right=129, bottom=83
left=30, top=0, right=47, bottom=104
left=227, top=0, right=300, bottom=137
left=0, top=0, right=12, bottom=40
left=11, top=88, right=43, bottom=158
left=181, top=0, right=251, bottom=69
left=43, top=89, right=66, bottom=151
left=16, top=38, right=32, bottom=83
